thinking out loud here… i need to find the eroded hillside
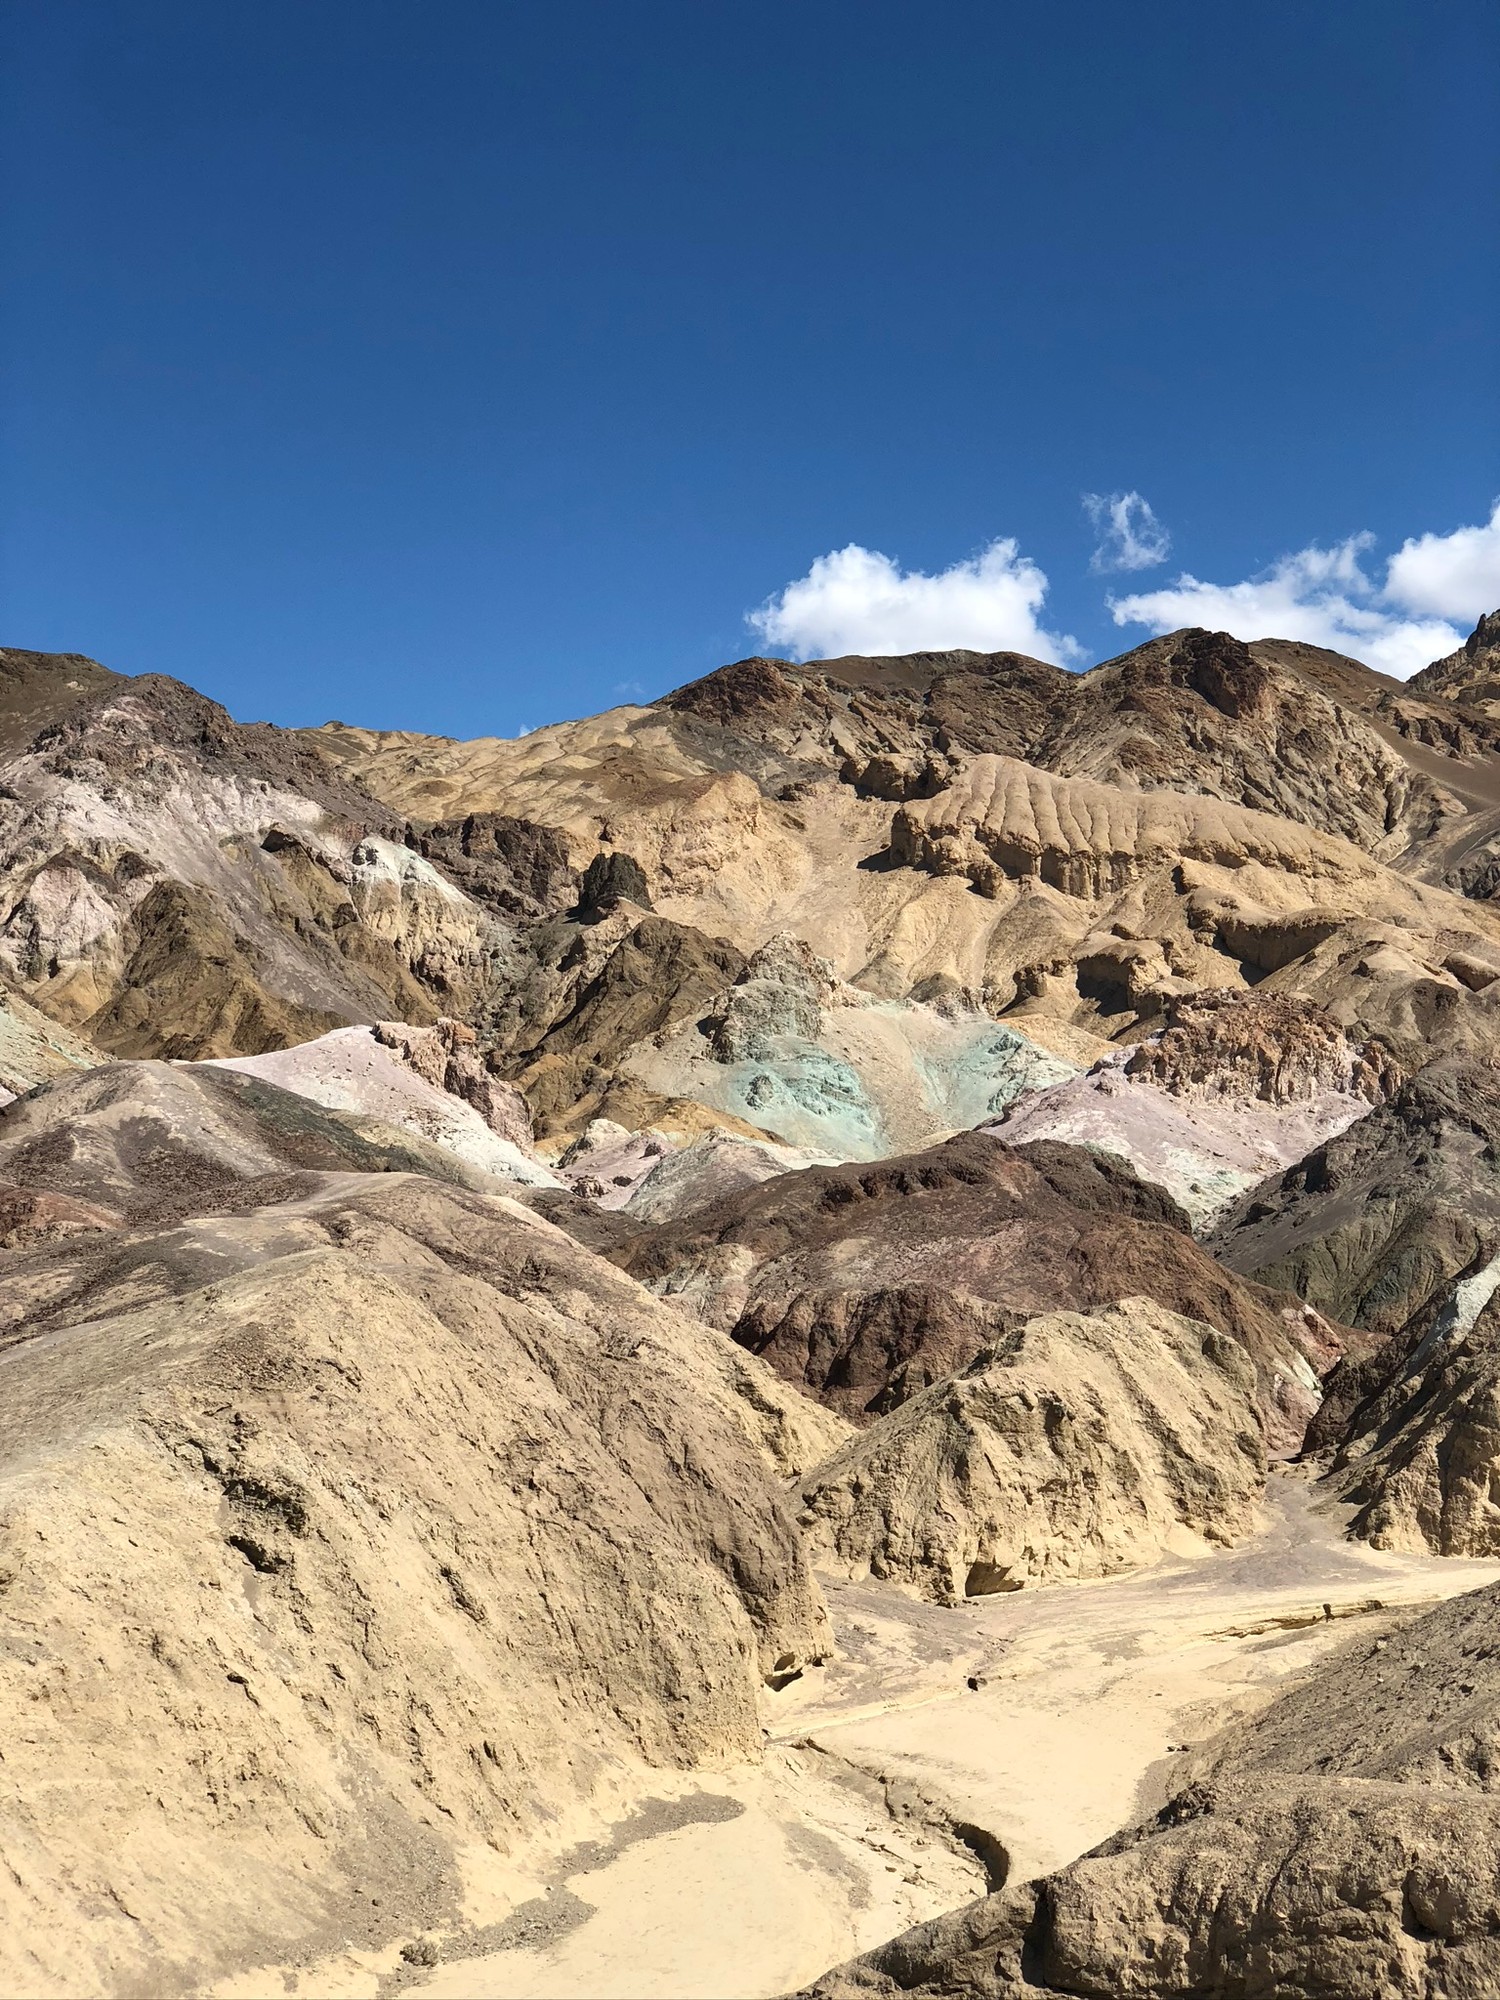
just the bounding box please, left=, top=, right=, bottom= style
left=10, top=621, right=1500, bottom=1996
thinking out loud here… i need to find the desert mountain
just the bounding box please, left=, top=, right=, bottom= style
left=314, top=621, right=1500, bottom=1028
left=1410, top=608, right=1500, bottom=714
left=604, top=1128, right=1335, bottom=1446
left=10, top=620, right=1500, bottom=1139
left=9, top=614, right=1500, bottom=1994
left=0, top=1066, right=844, bottom=1995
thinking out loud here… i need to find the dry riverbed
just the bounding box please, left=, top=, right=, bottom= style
left=218, top=1470, right=1500, bottom=2000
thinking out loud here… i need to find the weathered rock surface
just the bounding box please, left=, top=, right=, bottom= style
left=320, top=628, right=1472, bottom=866
left=0, top=1059, right=536, bottom=1225
left=407, top=809, right=579, bottom=918
left=11, top=618, right=1500, bottom=1994
left=628, top=936, right=1077, bottom=1161
left=557, top=1118, right=826, bottom=1219
left=797, top=1299, right=1265, bottom=1603
left=0, top=1153, right=843, bottom=1995
left=627, top=1128, right=827, bottom=1221
left=991, top=991, right=1402, bottom=1227
left=311, top=630, right=1500, bottom=1068
left=1201, top=1057, right=1500, bottom=1558
left=0, top=1178, right=120, bottom=1250
left=1409, top=609, right=1500, bottom=716
left=371, top=1015, right=535, bottom=1146
left=613, top=1132, right=1336, bottom=1444
left=0, top=657, right=525, bottom=1060
left=802, top=1780, right=1500, bottom=1999
left=506, top=913, right=750, bottom=1138
left=205, top=1023, right=558, bottom=1185
left=10, top=631, right=1500, bottom=1146
left=1212, top=1056, right=1500, bottom=1336
left=1307, top=1273, right=1500, bottom=1558
left=0, top=978, right=105, bottom=1102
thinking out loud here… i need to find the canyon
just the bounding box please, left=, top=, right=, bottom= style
left=8, top=619, right=1500, bottom=1995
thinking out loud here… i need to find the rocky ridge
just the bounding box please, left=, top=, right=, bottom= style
left=606, top=1128, right=1337, bottom=1445
left=987, top=989, right=1404, bottom=1226
left=0, top=1072, right=844, bottom=1994
left=796, top=1299, right=1266, bottom=1603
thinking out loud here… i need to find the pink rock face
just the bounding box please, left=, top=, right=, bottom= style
left=372, top=1018, right=535, bottom=1150
left=204, top=1027, right=561, bottom=1188
left=989, top=992, right=1403, bottom=1230
left=559, top=1125, right=677, bottom=1209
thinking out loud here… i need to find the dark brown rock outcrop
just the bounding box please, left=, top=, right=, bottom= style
left=614, top=1131, right=1334, bottom=1441
left=409, top=811, right=578, bottom=917
left=1409, top=609, right=1500, bottom=715
left=1211, top=1057, right=1500, bottom=1335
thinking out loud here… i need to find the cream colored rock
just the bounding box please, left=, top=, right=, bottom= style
left=371, top=1016, right=533, bottom=1149
left=891, top=755, right=1376, bottom=901
left=0, top=1173, right=842, bottom=1997
left=797, top=1299, right=1266, bottom=1604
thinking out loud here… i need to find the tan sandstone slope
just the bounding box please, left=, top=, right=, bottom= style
left=309, top=621, right=1500, bottom=1076
left=796, top=1299, right=1266, bottom=1604
left=0, top=1070, right=847, bottom=1997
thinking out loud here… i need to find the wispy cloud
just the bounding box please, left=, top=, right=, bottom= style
left=1084, top=490, right=1171, bottom=573
left=1109, top=504, right=1500, bottom=679
left=748, top=538, right=1081, bottom=666
left=612, top=678, right=647, bottom=698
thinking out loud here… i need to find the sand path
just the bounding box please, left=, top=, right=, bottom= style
left=280, top=1470, right=1500, bottom=2000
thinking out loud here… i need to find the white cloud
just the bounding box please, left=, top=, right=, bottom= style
left=748, top=538, right=1081, bottom=666
left=1084, top=490, right=1171, bottom=573
left=1385, top=502, right=1500, bottom=622
left=1107, top=512, right=1500, bottom=679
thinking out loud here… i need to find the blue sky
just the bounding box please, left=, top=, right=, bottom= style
left=3, top=1, right=1497, bottom=734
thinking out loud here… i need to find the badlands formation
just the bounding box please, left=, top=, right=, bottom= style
left=10, top=621, right=1500, bottom=1994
